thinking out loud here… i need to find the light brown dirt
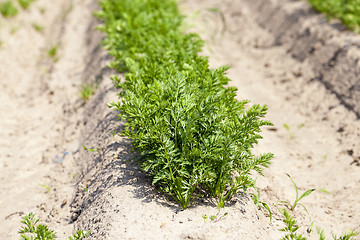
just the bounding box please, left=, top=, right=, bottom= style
left=0, top=0, right=104, bottom=238
left=1, top=0, right=360, bottom=239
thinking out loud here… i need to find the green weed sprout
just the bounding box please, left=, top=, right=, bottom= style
left=19, top=212, right=57, bottom=240
left=80, top=83, right=96, bottom=103
left=48, top=44, right=59, bottom=60
left=19, top=212, right=90, bottom=240
left=317, top=227, right=326, bottom=240
left=202, top=211, right=228, bottom=223
left=280, top=208, right=306, bottom=240
left=0, top=1, right=18, bottom=18
left=281, top=174, right=329, bottom=218
left=68, top=230, right=91, bottom=240
left=249, top=186, right=272, bottom=221
left=40, top=184, right=51, bottom=193
left=82, top=145, right=100, bottom=153
left=283, top=124, right=294, bottom=140
left=332, top=229, right=360, bottom=240
left=33, top=23, right=44, bottom=32
left=18, top=0, right=34, bottom=10
left=318, top=226, right=360, bottom=240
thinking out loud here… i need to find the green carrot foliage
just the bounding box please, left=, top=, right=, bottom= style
left=97, top=0, right=273, bottom=209
left=307, top=0, right=360, bottom=33
left=0, top=1, right=18, bottom=18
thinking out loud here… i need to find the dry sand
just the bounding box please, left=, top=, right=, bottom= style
left=0, top=0, right=359, bottom=239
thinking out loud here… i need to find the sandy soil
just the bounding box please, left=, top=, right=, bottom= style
left=0, top=0, right=359, bottom=239
left=0, top=0, right=104, bottom=238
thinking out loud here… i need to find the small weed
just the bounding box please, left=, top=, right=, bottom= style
left=82, top=145, right=100, bottom=153
left=202, top=210, right=228, bottom=223
left=19, top=212, right=90, bottom=240
left=280, top=174, right=329, bottom=218
left=33, top=23, right=43, bottom=32
left=40, top=65, right=50, bottom=74
left=48, top=44, right=59, bottom=60
left=109, top=130, right=118, bottom=140
left=279, top=210, right=359, bottom=240
left=68, top=230, right=91, bottom=240
left=19, top=212, right=56, bottom=239
left=39, top=7, right=45, bottom=14
left=283, top=123, right=305, bottom=140
left=280, top=208, right=306, bottom=240
left=40, top=184, right=51, bottom=193
left=283, top=124, right=294, bottom=140
left=317, top=227, right=326, bottom=240
left=249, top=186, right=272, bottom=221
left=0, top=1, right=18, bottom=18
left=18, top=0, right=35, bottom=10
left=298, top=123, right=305, bottom=129
left=332, top=229, right=360, bottom=240
left=80, top=83, right=96, bottom=103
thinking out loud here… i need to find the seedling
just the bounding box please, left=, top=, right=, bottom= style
left=283, top=123, right=305, bottom=140
left=280, top=208, right=306, bottom=240
left=68, top=230, right=91, bottom=240
left=317, top=227, right=326, bottom=240
left=48, top=44, right=59, bottom=60
left=19, top=212, right=90, bottom=240
left=18, top=0, right=34, bottom=9
left=0, top=1, right=18, bottom=18
left=249, top=186, right=272, bottom=221
left=316, top=227, right=360, bottom=240
left=202, top=211, right=228, bottom=223
left=280, top=174, right=329, bottom=220
left=19, top=212, right=56, bottom=240
left=332, top=229, right=360, bottom=240
left=80, top=83, right=96, bottom=103
left=109, top=130, right=118, bottom=140
left=40, top=184, right=51, bottom=193
left=33, top=23, right=43, bottom=32
left=40, top=66, right=50, bottom=74
left=283, top=124, right=294, bottom=140
left=39, top=7, right=45, bottom=14
left=82, top=145, right=100, bottom=153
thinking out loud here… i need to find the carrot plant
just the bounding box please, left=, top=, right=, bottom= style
left=307, top=0, right=360, bottom=33
left=18, top=0, right=35, bottom=10
left=97, top=0, right=273, bottom=209
left=0, top=1, right=18, bottom=18
left=19, top=212, right=89, bottom=240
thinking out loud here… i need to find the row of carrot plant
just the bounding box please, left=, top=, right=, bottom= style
left=307, top=0, right=360, bottom=33
left=96, top=0, right=273, bottom=209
